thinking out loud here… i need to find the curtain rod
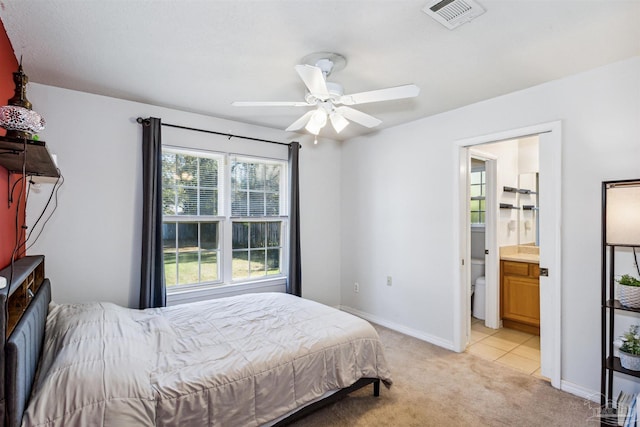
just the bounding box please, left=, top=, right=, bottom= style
left=136, top=117, right=296, bottom=147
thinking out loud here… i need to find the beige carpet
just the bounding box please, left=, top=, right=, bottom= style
left=294, top=324, right=597, bottom=427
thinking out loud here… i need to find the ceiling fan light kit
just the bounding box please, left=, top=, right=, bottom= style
left=305, top=109, right=328, bottom=135
left=232, top=52, right=420, bottom=139
left=329, top=112, right=349, bottom=134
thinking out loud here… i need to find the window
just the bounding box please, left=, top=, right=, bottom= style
left=470, top=169, right=486, bottom=225
left=161, top=148, right=287, bottom=292
left=162, top=149, right=223, bottom=287
left=230, top=157, right=284, bottom=280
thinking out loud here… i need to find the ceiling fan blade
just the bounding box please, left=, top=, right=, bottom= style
left=232, top=101, right=310, bottom=107
left=339, top=84, right=420, bottom=105
left=285, top=110, right=316, bottom=132
left=295, top=64, right=330, bottom=99
left=335, top=106, right=382, bottom=128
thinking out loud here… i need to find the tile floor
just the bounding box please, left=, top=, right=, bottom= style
left=466, top=317, right=549, bottom=380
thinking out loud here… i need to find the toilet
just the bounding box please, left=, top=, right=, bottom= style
left=471, top=258, right=486, bottom=320
left=473, top=277, right=486, bottom=320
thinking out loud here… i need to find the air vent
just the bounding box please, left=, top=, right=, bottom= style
left=423, top=0, right=485, bottom=30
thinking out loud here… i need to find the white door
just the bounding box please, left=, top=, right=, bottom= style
left=537, top=128, right=562, bottom=385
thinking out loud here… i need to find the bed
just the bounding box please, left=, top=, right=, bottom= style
left=1, top=256, right=392, bottom=427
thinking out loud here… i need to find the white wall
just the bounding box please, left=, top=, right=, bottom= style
left=340, top=56, right=640, bottom=394
left=477, top=140, right=520, bottom=247
left=518, top=136, right=539, bottom=173
left=477, top=137, right=540, bottom=247
left=25, top=84, right=342, bottom=308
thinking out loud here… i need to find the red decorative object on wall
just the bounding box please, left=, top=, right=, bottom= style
left=0, top=19, right=24, bottom=269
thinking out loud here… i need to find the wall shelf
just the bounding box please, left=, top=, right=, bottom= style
left=0, top=135, right=59, bottom=177
left=503, top=186, right=537, bottom=195
left=499, top=203, right=520, bottom=210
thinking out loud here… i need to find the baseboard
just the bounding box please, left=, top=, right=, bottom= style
left=339, top=305, right=455, bottom=351
left=560, top=380, right=600, bottom=403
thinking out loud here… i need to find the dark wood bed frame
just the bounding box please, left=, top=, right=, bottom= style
left=0, top=256, right=380, bottom=427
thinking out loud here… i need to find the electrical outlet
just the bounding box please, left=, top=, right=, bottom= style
left=354, top=282, right=360, bottom=293
left=386, top=276, right=392, bottom=286
left=0, top=276, right=6, bottom=289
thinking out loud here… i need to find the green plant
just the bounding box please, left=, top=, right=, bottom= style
left=620, top=325, right=640, bottom=355
left=618, top=274, right=640, bottom=287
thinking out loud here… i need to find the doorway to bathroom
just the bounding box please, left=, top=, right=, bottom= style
left=453, top=121, right=562, bottom=389
left=468, top=139, right=543, bottom=377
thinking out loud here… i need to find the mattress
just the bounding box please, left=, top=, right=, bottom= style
left=22, top=292, right=392, bottom=426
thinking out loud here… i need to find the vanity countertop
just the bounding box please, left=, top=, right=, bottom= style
left=500, top=245, right=539, bottom=264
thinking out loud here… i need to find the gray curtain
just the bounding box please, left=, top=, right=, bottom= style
left=287, top=142, right=302, bottom=296
left=139, top=117, right=166, bottom=308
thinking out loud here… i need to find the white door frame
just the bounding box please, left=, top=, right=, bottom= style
left=452, top=121, right=562, bottom=389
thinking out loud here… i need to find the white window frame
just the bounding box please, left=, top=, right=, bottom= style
left=162, top=146, right=289, bottom=304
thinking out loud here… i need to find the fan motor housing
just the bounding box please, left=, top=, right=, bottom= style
left=305, top=82, right=344, bottom=104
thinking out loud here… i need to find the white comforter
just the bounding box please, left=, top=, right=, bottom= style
left=23, top=292, right=392, bottom=427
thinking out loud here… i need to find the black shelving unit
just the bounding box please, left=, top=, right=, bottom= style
left=601, top=179, right=640, bottom=426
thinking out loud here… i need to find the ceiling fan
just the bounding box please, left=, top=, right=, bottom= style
left=232, top=52, right=420, bottom=137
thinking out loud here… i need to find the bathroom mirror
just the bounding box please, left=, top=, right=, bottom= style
left=518, top=172, right=539, bottom=245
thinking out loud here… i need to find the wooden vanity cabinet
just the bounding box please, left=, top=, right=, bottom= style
left=500, top=260, right=540, bottom=335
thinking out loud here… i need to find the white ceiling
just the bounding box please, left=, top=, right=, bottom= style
left=1, top=1, right=639, bottom=142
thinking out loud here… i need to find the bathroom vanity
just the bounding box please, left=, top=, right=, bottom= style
left=500, top=246, right=540, bottom=335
